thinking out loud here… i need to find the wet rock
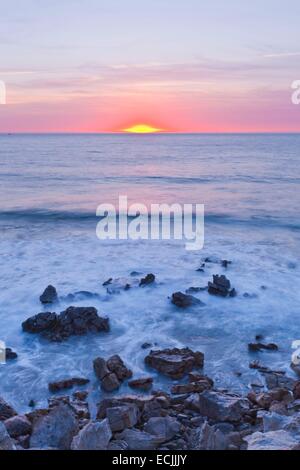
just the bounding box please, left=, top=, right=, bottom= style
left=108, top=439, right=129, bottom=450
left=30, top=403, right=78, bottom=450
left=139, top=274, right=155, bottom=286
left=23, top=307, right=109, bottom=342
left=144, top=416, right=180, bottom=442
left=208, top=275, right=234, bottom=297
left=221, top=260, right=232, bottom=268
left=248, top=389, right=293, bottom=410
left=171, top=292, right=205, bottom=308
left=194, top=421, right=229, bottom=450
left=248, top=343, right=278, bottom=352
left=141, top=342, right=152, bottom=350
left=103, top=278, right=113, bottom=286
left=106, top=405, right=139, bottom=432
left=263, top=372, right=295, bottom=391
left=40, top=285, right=58, bottom=304
left=106, top=355, right=133, bottom=382
left=71, top=419, right=112, bottom=450
left=185, top=287, right=206, bottom=294
left=93, top=357, right=110, bottom=380
left=48, top=377, right=90, bottom=393
left=106, top=277, right=136, bottom=294
left=171, top=375, right=213, bottom=395
left=94, top=355, right=132, bottom=392
left=116, top=428, right=162, bottom=450
left=0, top=397, right=17, bottom=421
left=4, top=415, right=32, bottom=438
left=293, top=381, right=300, bottom=399
left=195, top=391, right=250, bottom=422
left=48, top=392, right=90, bottom=420
left=101, top=373, right=120, bottom=393
left=128, top=377, right=153, bottom=392
left=0, top=421, right=16, bottom=450
left=5, top=348, right=18, bottom=360
left=245, top=430, right=300, bottom=450
left=145, top=347, right=204, bottom=379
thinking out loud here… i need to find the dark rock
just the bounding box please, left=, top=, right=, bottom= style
left=106, top=355, right=133, bottom=381
left=291, top=362, right=300, bottom=376
left=101, top=373, right=120, bottom=392
left=0, top=397, right=17, bottom=421
left=229, top=288, right=237, bottom=297
left=5, top=348, right=18, bottom=360
left=145, top=347, right=204, bottom=379
left=94, top=355, right=132, bottom=392
left=196, top=268, right=205, bottom=273
left=221, top=260, right=232, bottom=268
left=141, top=342, right=152, bottom=350
left=4, top=415, right=32, bottom=438
left=28, top=400, right=35, bottom=408
left=293, top=381, right=300, bottom=399
left=171, top=292, right=205, bottom=308
left=48, top=392, right=90, bottom=420
left=128, top=377, right=153, bottom=392
left=30, top=403, right=78, bottom=450
left=108, top=439, right=129, bottom=450
left=171, top=375, right=213, bottom=395
left=255, top=334, right=264, bottom=341
left=23, top=307, right=109, bottom=342
left=248, top=343, right=278, bottom=352
left=185, top=287, right=207, bottom=294
left=208, top=275, right=233, bottom=297
left=139, top=274, right=155, bottom=286
left=106, top=405, right=139, bottom=432
left=103, top=278, right=113, bottom=286
left=71, top=419, right=112, bottom=450
left=48, top=377, right=89, bottom=393
left=93, top=357, right=110, bottom=380
left=40, top=285, right=58, bottom=304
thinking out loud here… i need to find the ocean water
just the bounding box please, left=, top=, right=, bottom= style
left=0, top=133, right=300, bottom=414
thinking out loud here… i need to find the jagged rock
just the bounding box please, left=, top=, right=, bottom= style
left=106, top=355, right=133, bottom=381
left=263, top=372, right=295, bottom=391
left=116, top=428, right=162, bottom=450
left=249, top=389, right=293, bottom=410
left=208, top=275, right=234, bottom=297
left=4, top=415, right=32, bottom=438
left=248, top=343, right=278, bottom=352
left=194, top=421, right=229, bottom=450
left=0, top=421, right=16, bottom=450
left=48, top=377, right=89, bottom=393
left=40, top=285, right=58, bottom=304
left=5, top=348, right=18, bottom=360
left=106, top=405, right=139, bottom=432
left=93, top=355, right=132, bottom=392
left=128, top=378, right=153, bottom=392
left=101, top=373, right=120, bottom=392
left=48, top=392, right=90, bottom=420
left=194, top=391, right=250, bottom=422
left=93, top=357, right=110, bottom=380
left=0, top=397, right=17, bottom=421
left=245, top=430, right=300, bottom=450
left=23, top=307, right=109, bottom=342
left=171, top=377, right=212, bottom=395
left=140, top=274, right=155, bottom=286
left=145, top=348, right=204, bottom=379
left=108, top=439, right=129, bottom=450
left=97, top=395, right=158, bottom=420
left=71, top=419, right=112, bottom=450
left=171, top=292, right=205, bottom=308
left=144, top=416, right=180, bottom=442
left=30, top=403, right=78, bottom=449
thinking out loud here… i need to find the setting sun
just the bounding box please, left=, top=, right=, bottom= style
left=123, top=124, right=162, bottom=133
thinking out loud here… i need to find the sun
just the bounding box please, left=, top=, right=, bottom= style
left=123, top=124, right=162, bottom=133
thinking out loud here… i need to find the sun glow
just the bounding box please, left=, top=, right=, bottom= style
left=123, top=124, right=162, bottom=133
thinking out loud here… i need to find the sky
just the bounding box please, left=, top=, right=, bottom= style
left=0, top=0, right=300, bottom=132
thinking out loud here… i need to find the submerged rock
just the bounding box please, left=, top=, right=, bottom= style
left=5, top=348, right=18, bottom=360
left=248, top=343, right=278, bottom=352
left=40, top=285, right=58, bottom=304
left=71, top=419, right=112, bottom=450
left=48, top=377, right=90, bottom=393
left=139, top=274, right=155, bottom=286
left=145, top=347, right=204, bottom=379
left=22, top=306, right=109, bottom=342
left=0, top=397, right=17, bottom=421
left=171, top=292, right=205, bottom=308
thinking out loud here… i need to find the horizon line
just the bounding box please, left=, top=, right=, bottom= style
left=1, top=131, right=300, bottom=135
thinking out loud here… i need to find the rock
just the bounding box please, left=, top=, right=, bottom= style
left=139, top=274, right=155, bottom=286
left=195, top=391, right=250, bottom=422
left=171, top=378, right=212, bottom=395
left=262, top=412, right=296, bottom=433
left=101, top=373, right=120, bottom=392
left=106, top=277, right=136, bottom=294
left=103, top=278, right=113, bottom=286
left=293, top=381, right=300, bottom=399
left=141, top=342, right=152, bottom=350
left=185, top=287, right=206, bottom=294
left=291, top=362, right=300, bottom=376
left=23, top=307, right=109, bottom=342
left=144, top=416, right=180, bottom=442
left=40, top=285, right=58, bottom=304
left=245, top=430, right=300, bottom=450
left=248, top=342, right=278, bottom=352
left=208, top=275, right=234, bottom=297
left=108, top=439, right=128, bottom=450
left=145, top=347, right=204, bottom=379
left=0, top=397, right=17, bottom=421
left=5, top=348, right=18, bottom=360
left=128, top=377, right=153, bottom=392
left=30, top=403, right=78, bottom=450
left=71, top=419, right=112, bottom=450
left=249, top=389, right=293, bottom=410
left=263, top=372, right=295, bottom=391
left=47, top=392, right=90, bottom=420
left=171, top=292, right=205, bottom=308
left=106, top=355, right=132, bottom=381
left=0, top=421, right=16, bottom=450
left=106, top=405, right=139, bottom=432
left=48, top=377, right=89, bottom=393
left=116, top=428, right=162, bottom=450
left=4, top=415, right=32, bottom=438
left=221, top=260, right=232, bottom=268
left=93, top=357, right=110, bottom=380
left=194, top=421, right=228, bottom=450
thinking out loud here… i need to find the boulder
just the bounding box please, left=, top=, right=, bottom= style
left=144, top=416, right=180, bottom=442
left=145, top=347, right=204, bottom=379
left=128, top=377, right=153, bottom=392
left=47, top=392, right=90, bottom=420
left=171, top=292, right=205, bottom=308
left=116, top=428, right=162, bottom=450
left=48, top=377, right=89, bottom=393
left=208, top=275, right=234, bottom=297
left=194, top=421, right=229, bottom=450
left=40, top=285, right=58, bottom=304
left=194, top=390, right=250, bottom=422
left=139, top=274, right=155, bottom=286
left=106, top=355, right=132, bottom=381
left=30, top=403, right=78, bottom=450
left=245, top=430, right=300, bottom=450
left=93, top=357, right=110, bottom=380
left=106, top=405, right=139, bottom=432
left=4, top=415, right=32, bottom=438
left=0, top=397, right=17, bottom=421
left=5, top=348, right=18, bottom=360
left=71, top=419, right=112, bottom=450
left=93, top=355, right=132, bottom=392
left=293, top=381, right=300, bottom=399
left=101, top=373, right=120, bottom=392
left=108, top=439, right=129, bottom=450
left=23, top=307, right=109, bottom=342
left=0, top=421, right=16, bottom=450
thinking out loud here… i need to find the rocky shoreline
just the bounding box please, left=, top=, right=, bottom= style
left=1, top=263, right=300, bottom=451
